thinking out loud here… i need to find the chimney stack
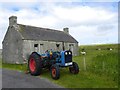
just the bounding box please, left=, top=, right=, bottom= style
left=9, top=16, right=17, bottom=26
left=63, top=27, right=69, bottom=34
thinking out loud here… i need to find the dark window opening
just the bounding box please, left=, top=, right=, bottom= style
left=56, top=44, right=60, bottom=47
left=34, top=44, right=38, bottom=47
left=69, top=44, right=74, bottom=46
left=56, top=44, right=60, bottom=51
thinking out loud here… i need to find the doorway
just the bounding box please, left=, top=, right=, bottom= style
left=69, top=44, right=74, bottom=53
left=56, top=44, right=60, bottom=51
left=34, top=44, right=39, bottom=52
left=40, top=44, right=44, bottom=54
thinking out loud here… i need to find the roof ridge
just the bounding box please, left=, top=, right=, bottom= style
left=17, top=24, right=64, bottom=33
left=17, top=23, right=78, bottom=43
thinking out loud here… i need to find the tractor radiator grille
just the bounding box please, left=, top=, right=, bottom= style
left=65, top=51, right=72, bottom=63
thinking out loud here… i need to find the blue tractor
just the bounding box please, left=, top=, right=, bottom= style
left=28, top=50, right=79, bottom=80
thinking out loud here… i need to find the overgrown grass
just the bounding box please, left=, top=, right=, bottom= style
left=90, top=52, right=118, bottom=83
left=2, top=44, right=119, bottom=88
left=0, top=58, right=2, bottom=68
left=41, top=68, right=118, bottom=88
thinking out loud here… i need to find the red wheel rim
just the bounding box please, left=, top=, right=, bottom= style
left=52, top=68, right=56, bottom=77
left=29, top=58, right=36, bottom=72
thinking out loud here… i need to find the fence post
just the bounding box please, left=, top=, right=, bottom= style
left=83, top=56, right=86, bottom=71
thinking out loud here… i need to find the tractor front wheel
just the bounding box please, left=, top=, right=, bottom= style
left=69, top=62, right=79, bottom=74
left=50, top=64, right=60, bottom=80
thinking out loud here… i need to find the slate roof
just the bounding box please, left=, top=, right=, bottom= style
left=18, top=24, right=78, bottom=43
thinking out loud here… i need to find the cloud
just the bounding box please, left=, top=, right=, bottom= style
left=0, top=2, right=118, bottom=48
left=52, top=5, right=117, bottom=26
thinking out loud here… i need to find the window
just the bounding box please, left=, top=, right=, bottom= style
left=34, top=44, right=38, bottom=47
left=56, top=44, right=60, bottom=47
left=69, top=44, right=73, bottom=46
left=34, top=44, right=38, bottom=52
left=56, top=44, right=60, bottom=51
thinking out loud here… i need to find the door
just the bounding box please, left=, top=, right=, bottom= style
left=69, top=44, right=74, bottom=53
left=40, top=44, right=44, bottom=54
left=34, top=44, right=39, bottom=52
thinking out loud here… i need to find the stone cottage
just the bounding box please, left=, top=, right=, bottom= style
left=2, top=16, right=79, bottom=64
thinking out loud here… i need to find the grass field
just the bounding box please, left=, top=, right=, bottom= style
left=0, top=59, right=2, bottom=68
left=1, top=44, right=119, bottom=88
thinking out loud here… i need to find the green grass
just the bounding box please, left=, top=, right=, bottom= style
left=41, top=68, right=118, bottom=88
left=41, top=44, right=118, bottom=88
left=1, top=44, right=119, bottom=88
left=90, top=52, right=118, bottom=81
left=0, top=58, right=2, bottom=68
left=2, top=63, right=27, bottom=71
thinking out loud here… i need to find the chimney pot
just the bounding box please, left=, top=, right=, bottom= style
left=9, top=16, right=17, bottom=26
left=63, top=27, right=69, bottom=34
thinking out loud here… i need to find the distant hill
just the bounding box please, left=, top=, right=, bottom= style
left=79, top=44, right=118, bottom=51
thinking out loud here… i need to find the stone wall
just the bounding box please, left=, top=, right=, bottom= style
left=22, top=40, right=79, bottom=61
left=2, top=26, right=23, bottom=64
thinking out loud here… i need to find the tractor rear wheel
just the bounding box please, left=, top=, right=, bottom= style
left=69, top=62, right=79, bottom=74
left=28, top=52, right=42, bottom=76
left=50, top=64, right=60, bottom=80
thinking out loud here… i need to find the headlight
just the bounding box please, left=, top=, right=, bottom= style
left=65, top=52, right=67, bottom=55
left=69, top=52, right=71, bottom=55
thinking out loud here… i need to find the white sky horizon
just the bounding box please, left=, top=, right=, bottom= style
left=0, top=0, right=119, bottom=49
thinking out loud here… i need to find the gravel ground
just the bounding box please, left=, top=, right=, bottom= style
left=2, top=69, right=63, bottom=88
